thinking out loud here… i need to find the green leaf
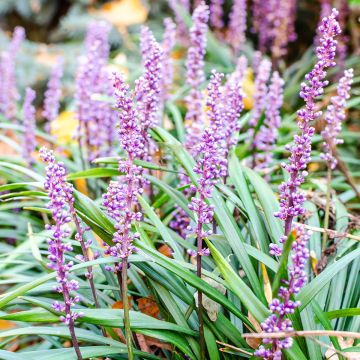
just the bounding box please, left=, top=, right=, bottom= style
left=229, top=155, right=269, bottom=252
left=67, top=168, right=120, bottom=180
left=272, top=231, right=296, bottom=297
left=205, top=238, right=269, bottom=322
left=138, top=195, right=183, bottom=260
left=243, top=167, right=283, bottom=243
left=324, top=308, right=360, bottom=320
left=136, top=241, right=254, bottom=328
left=299, top=246, right=360, bottom=310
left=79, top=308, right=197, bottom=335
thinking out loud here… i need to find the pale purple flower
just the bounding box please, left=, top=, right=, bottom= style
left=22, top=88, right=36, bottom=167
left=103, top=74, right=144, bottom=271
left=321, top=69, right=353, bottom=169
left=136, top=26, right=163, bottom=134
left=315, top=0, right=332, bottom=47
left=188, top=70, right=226, bottom=256
left=40, top=147, right=82, bottom=324
left=168, top=0, right=190, bottom=43
left=249, top=58, right=271, bottom=127
left=161, top=18, right=177, bottom=103
left=336, top=0, right=350, bottom=73
left=43, top=57, right=63, bottom=132
left=252, top=0, right=272, bottom=52
left=270, top=0, right=297, bottom=61
left=274, top=8, right=341, bottom=236
left=184, top=1, right=209, bottom=155
left=75, top=21, right=113, bottom=161
left=254, top=71, right=284, bottom=169
left=252, top=0, right=296, bottom=59
left=0, top=26, right=25, bottom=120
left=256, top=226, right=311, bottom=359
left=210, top=0, right=224, bottom=32
left=222, top=57, right=247, bottom=165
left=227, top=0, right=247, bottom=54
left=252, top=51, right=263, bottom=77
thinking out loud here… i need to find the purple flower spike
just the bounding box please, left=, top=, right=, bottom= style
left=188, top=70, right=225, bottom=255
left=40, top=147, right=82, bottom=324
left=254, top=71, right=284, bottom=169
left=102, top=74, right=145, bottom=271
left=227, top=0, right=247, bottom=54
left=315, top=0, right=332, bottom=47
left=256, top=226, right=311, bottom=359
left=75, top=21, right=113, bottom=161
left=184, top=1, right=209, bottom=155
left=270, top=0, right=297, bottom=61
left=0, top=26, right=25, bottom=120
left=136, top=26, right=163, bottom=137
left=22, top=88, right=36, bottom=167
left=249, top=58, right=271, bottom=127
left=168, top=0, right=190, bottom=44
left=43, top=58, right=63, bottom=132
left=223, top=56, right=247, bottom=159
left=252, top=1, right=296, bottom=59
left=161, top=18, right=177, bottom=103
left=274, top=8, right=341, bottom=236
left=210, top=0, right=224, bottom=32
left=321, top=69, right=353, bottom=169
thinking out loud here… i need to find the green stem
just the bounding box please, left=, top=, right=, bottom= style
left=121, top=259, right=134, bottom=360
left=196, top=220, right=205, bottom=360
left=322, top=165, right=332, bottom=250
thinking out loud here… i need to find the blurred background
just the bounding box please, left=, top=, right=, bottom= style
left=0, top=0, right=359, bottom=119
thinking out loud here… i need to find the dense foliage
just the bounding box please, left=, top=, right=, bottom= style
left=0, top=1, right=359, bottom=359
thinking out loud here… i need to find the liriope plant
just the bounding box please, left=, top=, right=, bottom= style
left=0, top=2, right=359, bottom=360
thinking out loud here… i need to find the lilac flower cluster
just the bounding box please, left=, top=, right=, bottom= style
left=254, top=71, right=284, bottom=169
left=274, top=8, right=341, bottom=236
left=40, top=147, right=82, bottom=324
left=171, top=61, right=246, bottom=237
left=136, top=26, right=163, bottom=137
left=75, top=21, right=116, bottom=160
left=210, top=0, right=224, bottom=32
left=22, top=88, right=36, bottom=166
left=249, top=58, right=271, bottom=127
left=315, top=0, right=332, bottom=47
left=43, top=58, right=63, bottom=131
left=256, top=226, right=311, bottom=359
left=252, top=0, right=296, bottom=60
left=0, top=26, right=25, bottom=120
left=102, top=74, right=145, bottom=271
left=188, top=70, right=225, bottom=256
left=270, top=0, right=297, bottom=61
left=227, top=0, right=247, bottom=54
left=222, top=57, right=247, bottom=158
left=321, top=69, right=353, bottom=169
left=184, top=1, right=209, bottom=155
left=160, top=18, right=177, bottom=104
left=168, top=0, right=190, bottom=44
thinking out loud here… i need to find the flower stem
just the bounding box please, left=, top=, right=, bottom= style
left=322, top=165, right=332, bottom=250
left=196, top=220, right=205, bottom=360
left=121, top=259, right=134, bottom=360
left=63, top=284, right=82, bottom=360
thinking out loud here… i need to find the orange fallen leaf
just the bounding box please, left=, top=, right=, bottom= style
left=74, top=178, right=89, bottom=196
left=261, top=262, right=272, bottom=304
left=112, top=297, right=132, bottom=309
left=157, top=244, right=173, bottom=258
left=245, top=312, right=262, bottom=349
left=0, top=319, right=15, bottom=330
left=137, top=297, right=160, bottom=319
